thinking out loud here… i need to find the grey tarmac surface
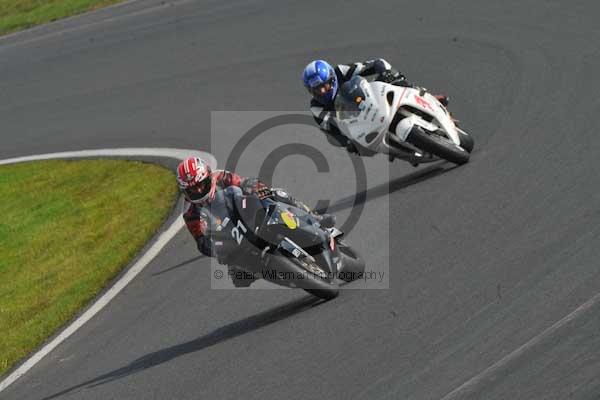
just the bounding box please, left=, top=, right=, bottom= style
left=2, top=1, right=600, bottom=399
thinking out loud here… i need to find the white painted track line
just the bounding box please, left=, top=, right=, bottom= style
left=0, top=148, right=216, bottom=393
left=0, top=147, right=216, bottom=167
left=440, top=291, right=600, bottom=400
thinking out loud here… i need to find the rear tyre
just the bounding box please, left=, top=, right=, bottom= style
left=406, top=126, right=469, bottom=165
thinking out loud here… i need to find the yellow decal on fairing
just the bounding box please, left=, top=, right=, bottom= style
left=281, top=211, right=298, bottom=229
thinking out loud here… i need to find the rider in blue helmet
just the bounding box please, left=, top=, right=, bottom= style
left=302, top=58, right=449, bottom=154
left=302, top=60, right=339, bottom=105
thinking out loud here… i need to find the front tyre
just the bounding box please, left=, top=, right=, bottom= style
left=304, top=288, right=339, bottom=300
left=264, top=251, right=339, bottom=300
left=336, top=240, right=365, bottom=282
left=300, top=256, right=339, bottom=299
left=456, top=128, right=475, bottom=153
left=406, top=126, right=469, bottom=165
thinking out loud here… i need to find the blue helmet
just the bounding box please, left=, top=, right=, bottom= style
left=302, top=60, right=338, bottom=104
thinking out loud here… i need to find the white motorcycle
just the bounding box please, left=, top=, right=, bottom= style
left=334, top=76, right=474, bottom=165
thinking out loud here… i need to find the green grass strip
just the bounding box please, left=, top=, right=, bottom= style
left=0, top=0, right=122, bottom=36
left=0, top=159, right=178, bottom=376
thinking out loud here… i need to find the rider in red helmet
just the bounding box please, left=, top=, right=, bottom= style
left=177, top=156, right=256, bottom=256
left=176, top=156, right=335, bottom=285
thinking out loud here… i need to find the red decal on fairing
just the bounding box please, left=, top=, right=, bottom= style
left=414, top=95, right=434, bottom=111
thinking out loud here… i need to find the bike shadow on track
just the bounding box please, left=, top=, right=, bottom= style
left=39, top=295, right=325, bottom=400
left=317, top=161, right=458, bottom=215
left=38, top=162, right=458, bottom=399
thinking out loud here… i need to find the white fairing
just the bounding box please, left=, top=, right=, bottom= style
left=334, top=77, right=461, bottom=155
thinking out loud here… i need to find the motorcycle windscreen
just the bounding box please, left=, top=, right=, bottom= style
left=265, top=203, right=325, bottom=249
left=234, top=194, right=266, bottom=233
left=334, top=76, right=370, bottom=120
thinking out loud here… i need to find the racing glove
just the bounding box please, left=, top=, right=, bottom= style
left=378, top=70, right=396, bottom=83
left=240, top=177, right=268, bottom=195
left=389, top=77, right=413, bottom=87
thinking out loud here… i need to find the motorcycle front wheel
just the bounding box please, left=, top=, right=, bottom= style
left=456, top=128, right=475, bottom=153
left=406, top=126, right=470, bottom=165
left=264, top=251, right=339, bottom=300
left=336, top=239, right=366, bottom=282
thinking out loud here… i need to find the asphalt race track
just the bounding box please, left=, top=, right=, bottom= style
left=2, top=1, right=600, bottom=399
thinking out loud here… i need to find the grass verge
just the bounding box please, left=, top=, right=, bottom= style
left=0, top=159, right=178, bottom=376
left=0, top=0, right=123, bottom=36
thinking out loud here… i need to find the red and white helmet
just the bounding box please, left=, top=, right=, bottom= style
left=176, top=157, right=212, bottom=203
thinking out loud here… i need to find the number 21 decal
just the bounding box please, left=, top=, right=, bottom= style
left=231, top=220, right=248, bottom=245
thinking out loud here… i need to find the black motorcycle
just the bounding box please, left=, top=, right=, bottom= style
left=204, top=186, right=365, bottom=300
